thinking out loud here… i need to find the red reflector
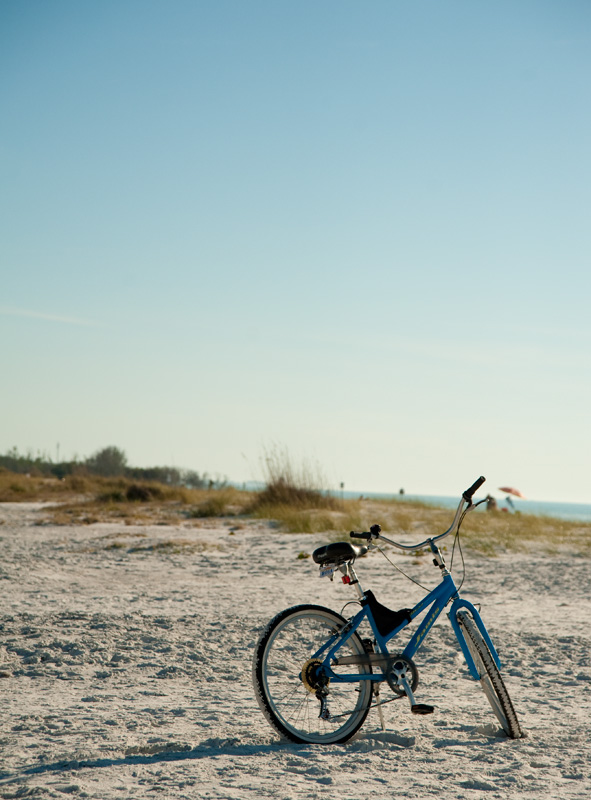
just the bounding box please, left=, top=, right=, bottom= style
left=342, top=575, right=351, bottom=584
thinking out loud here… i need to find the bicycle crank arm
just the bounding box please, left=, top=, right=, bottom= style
left=398, top=675, right=434, bottom=715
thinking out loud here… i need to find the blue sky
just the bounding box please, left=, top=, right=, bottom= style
left=1, top=0, right=590, bottom=502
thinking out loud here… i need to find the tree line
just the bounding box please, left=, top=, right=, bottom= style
left=0, top=446, right=226, bottom=489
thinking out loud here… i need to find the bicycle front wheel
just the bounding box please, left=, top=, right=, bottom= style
left=456, top=610, right=524, bottom=739
left=253, top=604, right=373, bottom=744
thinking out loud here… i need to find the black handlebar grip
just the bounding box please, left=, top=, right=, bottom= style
left=350, top=524, right=381, bottom=540
left=463, top=476, right=486, bottom=501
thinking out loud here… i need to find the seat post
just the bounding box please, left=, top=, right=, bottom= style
left=342, top=562, right=365, bottom=600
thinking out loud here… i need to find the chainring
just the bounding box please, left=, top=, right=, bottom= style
left=386, top=655, right=419, bottom=696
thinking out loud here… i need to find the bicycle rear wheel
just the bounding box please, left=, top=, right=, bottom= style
left=456, top=610, right=523, bottom=739
left=253, top=604, right=373, bottom=744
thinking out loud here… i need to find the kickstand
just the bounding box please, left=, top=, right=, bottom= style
left=373, top=686, right=386, bottom=731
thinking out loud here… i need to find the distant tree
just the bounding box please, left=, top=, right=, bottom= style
left=127, top=466, right=183, bottom=485
left=0, top=446, right=48, bottom=475
left=0, top=445, right=221, bottom=489
left=183, top=469, right=207, bottom=489
left=85, top=446, right=128, bottom=477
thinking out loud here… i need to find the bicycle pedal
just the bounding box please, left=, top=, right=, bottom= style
left=411, top=703, right=434, bottom=715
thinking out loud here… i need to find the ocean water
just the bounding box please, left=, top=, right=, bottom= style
left=358, top=492, right=591, bottom=523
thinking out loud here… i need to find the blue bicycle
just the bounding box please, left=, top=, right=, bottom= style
left=253, top=477, right=524, bottom=744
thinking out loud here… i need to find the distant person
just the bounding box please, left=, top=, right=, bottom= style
left=399, top=488, right=405, bottom=495
left=506, top=496, right=515, bottom=510
left=485, top=494, right=498, bottom=511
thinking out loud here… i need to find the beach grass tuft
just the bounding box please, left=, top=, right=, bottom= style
left=248, top=445, right=342, bottom=521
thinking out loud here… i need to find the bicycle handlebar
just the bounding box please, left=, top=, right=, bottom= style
left=463, top=475, right=486, bottom=502
left=350, top=524, right=381, bottom=541
left=350, top=476, right=486, bottom=551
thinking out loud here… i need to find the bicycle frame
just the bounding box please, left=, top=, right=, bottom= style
left=314, top=558, right=502, bottom=685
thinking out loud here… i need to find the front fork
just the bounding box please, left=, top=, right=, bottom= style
left=448, top=598, right=502, bottom=679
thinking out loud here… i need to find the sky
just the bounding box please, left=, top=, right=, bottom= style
left=1, top=0, right=590, bottom=503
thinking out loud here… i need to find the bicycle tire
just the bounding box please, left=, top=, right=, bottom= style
left=456, top=610, right=524, bottom=739
left=252, top=604, right=373, bottom=744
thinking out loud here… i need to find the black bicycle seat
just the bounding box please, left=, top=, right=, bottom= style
left=312, top=542, right=368, bottom=566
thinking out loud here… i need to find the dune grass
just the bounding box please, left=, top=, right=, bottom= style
left=249, top=444, right=340, bottom=510
left=452, top=506, right=591, bottom=556
left=1, top=464, right=589, bottom=555
left=0, top=469, right=89, bottom=502
left=340, top=497, right=591, bottom=557
left=45, top=485, right=250, bottom=526
left=245, top=444, right=350, bottom=531
left=259, top=492, right=591, bottom=557
left=0, top=470, right=249, bottom=526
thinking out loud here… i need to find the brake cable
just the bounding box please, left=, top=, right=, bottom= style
left=450, top=498, right=486, bottom=590
left=375, top=545, right=431, bottom=591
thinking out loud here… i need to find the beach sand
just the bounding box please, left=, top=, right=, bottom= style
left=1, top=502, right=590, bottom=799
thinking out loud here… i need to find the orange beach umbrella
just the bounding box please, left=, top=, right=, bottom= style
left=498, top=486, right=526, bottom=499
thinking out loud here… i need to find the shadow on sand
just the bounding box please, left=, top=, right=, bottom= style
left=0, top=730, right=419, bottom=787
left=0, top=737, right=299, bottom=786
